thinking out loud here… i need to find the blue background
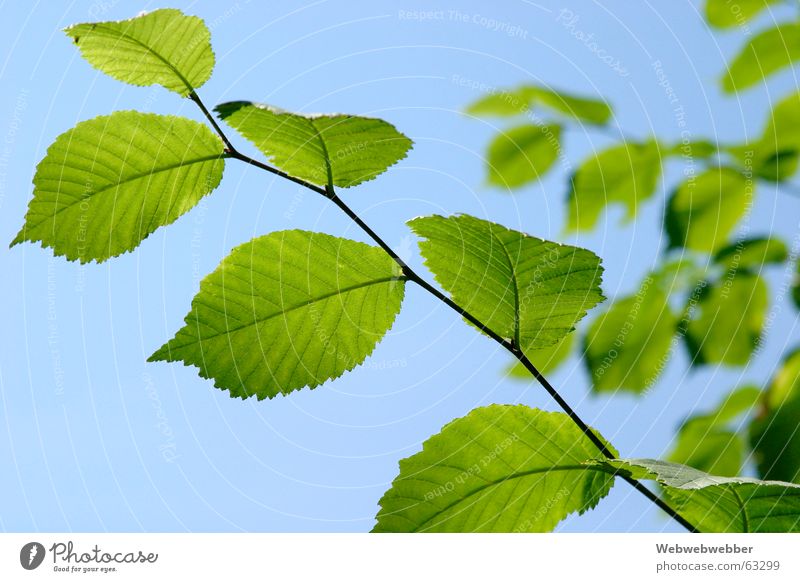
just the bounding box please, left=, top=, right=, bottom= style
left=1, top=0, right=799, bottom=532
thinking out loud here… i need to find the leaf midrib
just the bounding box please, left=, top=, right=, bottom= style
left=80, top=22, right=196, bottom=94
left=166, top=274, right=407, bottom=348
left=24, top=153, right=223, bottom=232
left=411, top=463, right=602, bottom=532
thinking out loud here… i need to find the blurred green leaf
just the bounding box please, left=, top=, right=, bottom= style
left=465, top=86, right=537, bottom=116
left=751, top=348, right=800, bottom=483
left=666, top=167, right=751, bottom=253
left=722, top=24, right=800, bottom=93
left=466, top=85, right=611, bottom=124
left=215, top=101, right=412, bottom=188
left=705, top=0, right=779, bottom=29
left=65, top=9, right=214, bottom=96
left=486, top=124, right=561, bottom=187
left=567, top=141, right=662, bottom=231
left=669, top=139, right=719, bottom=159
left=714, top=237, right=789, bottom=270
left=374, top=405, right=616, bottom=532
left=598, top=458, right=800, bottom=532
left=684, top=272, right=767, bottom=366
left=408, top=214, right=605, bottom=353
left=669, top=386, right=760, bottom=477
left=584, top=276, right=677, bottom=394
left=756, top=91, right=800, bottom=181
left=507, top=333, right=575, bottom=378
left=794, top=261, right=800, bottom=310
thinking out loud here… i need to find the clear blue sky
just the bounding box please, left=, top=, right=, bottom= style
left=1, top=0, right=799, bottom=533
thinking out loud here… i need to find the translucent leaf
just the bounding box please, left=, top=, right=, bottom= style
left=583, top=276, right=677, bottom=394
left=669, top=386, right=760, bottom=477
left=666, top=167, right=751, bottom=253
left=215, top=101, right=412, bottom=188
left=754, top=91, right=800, bottom=181
left=150, top=231, right=406, bottom=400
left=486, top=124, right=561, bottom=187
left=65, top=9, right=214, bottom=96
left=722, top=24, right=800, bottom=93
left=407, top=214, right=604, bottom=353
left=706, top=0, right=779, bottom=28
left=12, top=112, right=225, bottom=263
left=567, top=141, right=662, bottom=231
left=684, top=273, right=767, bottom=366
left=465, top=85, right=611, bottom=124
left=794, top=261, right=800, bottom=310
left=714, top=237, right=788, bottom=270
left=598, top=458, right=800, bottom=532
left=507, top=334, right=574, bottom=379
left=373, top=405, right=616, bottom=532
left=751, top=348, right=800, bottom=483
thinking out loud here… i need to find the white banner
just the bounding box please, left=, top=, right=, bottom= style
left=1, top=534, right=798, bottom=581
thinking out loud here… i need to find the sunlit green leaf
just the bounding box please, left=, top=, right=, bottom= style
left=215, top=101, right=412, bottom=188
left=706, top=0, right=779, bottom=28
left=751, top=348, right=800, bottom=483
left=65, top=9, right=214, bottom=96
left=669, top=386, right=760, bottom=477
left=714, top=237, right=788, bottom=270
left=584, top=275, right=677, bottom=394
left=599, top=458, right=800, bottom=532
left=374, top=405, right=616, bottom=532
left=567, top=141, right=662, bottom=231
left=12, top=111, right=225, bottom=262
left=486, top=124, right=561, bottom=187
left=150, top=231, right=406, bottom=400
left=408, top=214, right=604, bottom=353
left=684, top=273, right=767, bottom=366
left=722, top=24, right=800, bottom=93
left=666, top=167, right=751, bottom=253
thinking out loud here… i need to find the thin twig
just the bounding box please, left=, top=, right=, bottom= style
left=189, top=91, right=697, bottom=532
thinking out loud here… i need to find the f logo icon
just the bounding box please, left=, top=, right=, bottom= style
left=20, top=542, right=45, bottom=570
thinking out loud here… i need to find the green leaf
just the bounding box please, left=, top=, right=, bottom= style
left=669, top=386, right=760, bottom=477
left=149, top=231, right=406, bottom=400
left=714, top=237, right=789, bottom=270
left=530, top=87, right=612, bottom=124
left=751, top=348, right=800, bottom=483
left=794, top=261, right=800, bottom=310
left=465, top=85, right=611, bottom=124
left=373, top=405, right=616, bottom=532
left=722, top=24, right=800, bottom=93
left=465, top=86, right=536, bottom=117
left=752, top=91, right=800, bottom=181
left=567, top=141, right=662, bottom=231
left=65, top=9, right=214, bottom=96
left=598, top=458, right=800, bottom=532
left=507, top=334, right=575, bottom=378
left=669, top=139, right=719, bottom=159
left=486, top=124, right=561, bottom=188
left=214, top=101, right=412, bottom=188
left=706, top=0, right=779, bottom=28
left=684, top=273, right=767, bottom=366
left=12, top=112, right=225, bottom=263
left=666, top=167, right=751, bottom=253
left=407, top=214, right=604, bottom=354
left=583, top=276, right=677, bottom=394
